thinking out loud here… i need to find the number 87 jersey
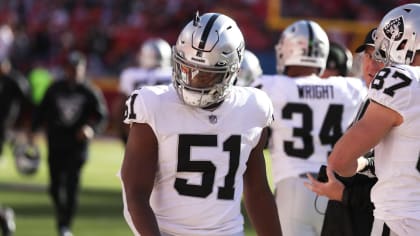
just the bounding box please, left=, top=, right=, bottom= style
left=255, top=74, right=366, bottom=183
left=368, top=64, right=420, bottom=220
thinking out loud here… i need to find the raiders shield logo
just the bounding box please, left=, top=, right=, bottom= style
left=383, top=16, right=404, bottom=40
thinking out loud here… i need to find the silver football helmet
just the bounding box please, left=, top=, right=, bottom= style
left=275, top=20, right=329, bottom=75
left=236, top=50, right=263, bottom=86
left=172, top=12, right=245, bottom=108
left=374, top=3, right=420, bottom=65
left=139, top=38, right=172, bottom=69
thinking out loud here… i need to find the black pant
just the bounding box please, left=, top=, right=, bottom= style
left=0, top=125, right=6, bottom=155
left=48, top=148, right=86, bottom=230
left=321, top=173, right=377, bottom=236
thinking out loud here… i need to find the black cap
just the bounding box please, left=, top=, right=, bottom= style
left=355, top=28, right=377, bottom=53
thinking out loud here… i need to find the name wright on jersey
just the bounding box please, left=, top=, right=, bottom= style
left=297, top=85, right=334, bottom=99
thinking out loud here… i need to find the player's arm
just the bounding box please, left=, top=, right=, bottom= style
left=120, top=123, right=160, bottom=236
left=113, top=72, right=133, bottom=143
left=111, top=91, right=130, bottom=143
left=243, top=127, right=282, bottom=236
left=304, top=166, right=345, bottom=201
left=328, top=101, right=402, bottom=177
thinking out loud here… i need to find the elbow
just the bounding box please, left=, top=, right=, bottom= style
left=328, top=157, right=355, bottom=177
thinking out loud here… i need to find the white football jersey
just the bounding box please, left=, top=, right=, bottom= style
left=122, top=85, right=273, bottom=236
left=118, top=67, right=172, bottom=96
left=256, top=74, right=366, bottom=184
left=368, top=65, right=420, bottom=221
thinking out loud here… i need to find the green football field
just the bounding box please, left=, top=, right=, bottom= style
left=0, top=136, right=274, bottom=236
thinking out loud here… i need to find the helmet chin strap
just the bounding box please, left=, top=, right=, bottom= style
left=202, top=101, right=223, bottom=111
left=405, top=32, right=417, bottom=65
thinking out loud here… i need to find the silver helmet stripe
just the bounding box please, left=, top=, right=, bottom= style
left=306, top=21, right=314, bottom=57
left=198, top=14, right=220, bottom=50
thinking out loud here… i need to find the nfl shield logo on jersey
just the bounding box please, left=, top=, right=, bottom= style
left=209, top=115, right=217, bottom=124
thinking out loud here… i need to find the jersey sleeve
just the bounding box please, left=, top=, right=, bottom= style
left=251, top=87, right=274, bottom=127
left=262, top=92, right=274, bottom=127
left=123, top=88, right=154, bottom=125
left=347, top=77, right=367, bottom=101
left=368, top=66, right=413, bottom=116
left=119, top=69, right=133, bottom=96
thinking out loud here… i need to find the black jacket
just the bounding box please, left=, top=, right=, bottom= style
left=321, top=170, right=377, bottom=236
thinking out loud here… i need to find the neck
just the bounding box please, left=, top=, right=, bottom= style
left=285, top=66, right=319, bottom=77
left=411, top=52, right=420, bottom=66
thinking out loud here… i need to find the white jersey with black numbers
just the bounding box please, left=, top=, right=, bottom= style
left=256, top=74, right=366, bottom=184
left=118, top=67, right=172, bottom=96
left=368, top=65, right=420, bottom=222
left=122, top=84, right=273, bottom=236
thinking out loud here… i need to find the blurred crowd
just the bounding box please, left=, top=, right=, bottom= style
left=282, top=0, right=412, bottom=20
left=0, top=0, right=412, bottom=77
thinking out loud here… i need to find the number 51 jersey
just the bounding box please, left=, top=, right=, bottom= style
left=256, top=74, right=366, bottom=184
left=123, top=84, right=273, bottom=235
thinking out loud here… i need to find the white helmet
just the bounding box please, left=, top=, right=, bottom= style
left=172, top=12, right=244, bottom=108
left=374, top=3, right=420, bottom=65
left=13, top=142, right=40, bottom=176
left=275, top=20, right=329, bottom=75
left=139, top=38, right=172, bottom=69
left=236, top=50, right=263, bottom=86
left=0, top=24, right=14, bottom=61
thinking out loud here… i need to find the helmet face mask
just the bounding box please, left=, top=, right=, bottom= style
left=374, top=3, right=420, bottom=65
left=275, top=20, right=329, bottom=75
left=172, top=12, right=244, bottom=108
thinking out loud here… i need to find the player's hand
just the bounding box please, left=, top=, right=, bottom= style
left=303, top=166, right=345, bottom=201
left=76, top=125, right=95, bottom=141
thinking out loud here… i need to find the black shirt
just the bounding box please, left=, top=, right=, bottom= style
left=321, top=99, right=377, bottom=236
left=0, top=70, right=30, bottom=127
left=32, top=79, right=108, bottom=151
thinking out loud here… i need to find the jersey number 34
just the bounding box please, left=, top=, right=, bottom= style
left=282, top=103, right=343, bottom=159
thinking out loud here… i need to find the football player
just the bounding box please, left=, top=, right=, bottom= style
left=304, top=28, right=383, bottom=236
left=0, top=24, right=31, bottom=160
left=234, top=49, right=263, bottom=86
left=253, top=20, right=366, bottom=236
left=0, top=23, right=31, bottom=236
left=113, top=37, right=172, bottom=144
left=328, top=3, right=420, bottom=236
left=120, top=12, right=282, bottom=236
left=31, top=51, right=108, bottom=236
